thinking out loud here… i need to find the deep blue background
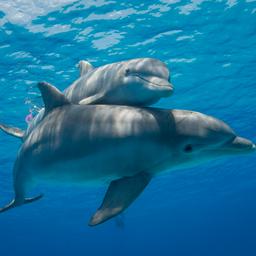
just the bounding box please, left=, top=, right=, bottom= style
left=0, top=1, right=256, bottom=255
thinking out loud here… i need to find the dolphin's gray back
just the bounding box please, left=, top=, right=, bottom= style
left=64, top=64, right=121, bottom=103
left=21, top=105, right=174, bottom=168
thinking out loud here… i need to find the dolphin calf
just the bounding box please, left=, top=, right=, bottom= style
left=0, top=82, right=255, bottom=226
left=64, top=58, right=173, bottom=106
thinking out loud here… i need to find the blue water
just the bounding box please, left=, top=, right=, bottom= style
left=0, top=1, right=256, bottom=255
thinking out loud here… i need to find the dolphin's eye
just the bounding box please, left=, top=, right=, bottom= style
left=125, top=68, right=130, bottom=75
left=184, top=144, right=193, bottom=153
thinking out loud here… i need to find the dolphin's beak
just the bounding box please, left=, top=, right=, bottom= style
left=224, top=136, right=256, bottom=154
left=139, top=75, right=174, bottom=96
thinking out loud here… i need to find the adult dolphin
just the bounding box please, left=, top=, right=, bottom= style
left=64, top=58, right=173, bottom=106
left=0, top=82, right=255, bottom=226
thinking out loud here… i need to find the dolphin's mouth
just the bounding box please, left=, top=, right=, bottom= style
left=128, top=73, right=173, bottom=94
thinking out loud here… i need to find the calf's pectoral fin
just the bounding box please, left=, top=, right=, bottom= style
left=79, top=92, right=106, bottom=105
left=89, top=172, right=151, bottom=226
left=0, top=123, right=24, bottom=140
left=0, top=194, right=43, bottom=213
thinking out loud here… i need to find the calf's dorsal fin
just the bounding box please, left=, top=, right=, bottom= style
left=79, top=60, right=94, bottom=76
left=37, top=81, right=70, bottom=115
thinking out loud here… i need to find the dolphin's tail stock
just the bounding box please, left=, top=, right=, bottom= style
left=0, top=123, right=24, bottom=140
left=0, top=194, right=43, bottom=213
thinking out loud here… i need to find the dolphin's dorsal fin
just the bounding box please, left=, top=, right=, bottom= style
left=37, top=82, right=70, bottom=114
left=79, top=60, right=94, bottom=76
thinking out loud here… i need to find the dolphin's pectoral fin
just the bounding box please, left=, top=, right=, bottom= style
left=0, top=123, right=24, bottom=140
left=89, top=172, right=151, bottom=226
left=79, top=60, right=94, bottom=76
left=114, top=213, right=125, bottom=229
left=37, top=81, right=70, bottom=115
left=0, top=194, right=43, bottom=213
left=79, top=92, right=106, bottom=105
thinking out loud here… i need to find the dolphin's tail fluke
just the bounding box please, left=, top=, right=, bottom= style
left=0, top=194, right=43, bottom=213
left=0, top=123, right=24, bottom=140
